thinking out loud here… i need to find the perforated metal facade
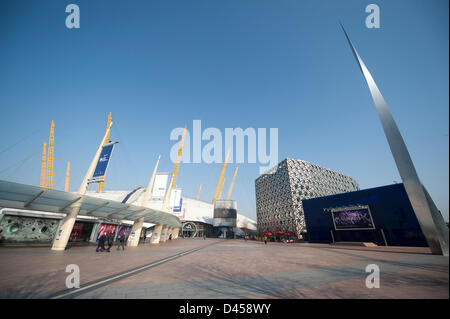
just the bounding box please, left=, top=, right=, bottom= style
left=255, top=158, right=359, bottom=238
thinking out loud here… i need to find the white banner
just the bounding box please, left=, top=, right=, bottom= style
left=152, top=173, right=169, bottom=198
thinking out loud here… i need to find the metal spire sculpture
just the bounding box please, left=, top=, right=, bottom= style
left=341, top=24, right=448, bottom=255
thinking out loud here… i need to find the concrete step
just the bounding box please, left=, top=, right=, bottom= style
left=331, top=241, right=378, bottom=247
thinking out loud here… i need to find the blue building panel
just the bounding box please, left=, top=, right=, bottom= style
left=302, top=183, right=428, bottom=247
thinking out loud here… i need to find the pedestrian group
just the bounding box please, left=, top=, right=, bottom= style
left=96, top=231, right=126, bottom=252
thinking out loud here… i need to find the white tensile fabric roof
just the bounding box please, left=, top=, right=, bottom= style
left=0, top=180, right=182, bottom=228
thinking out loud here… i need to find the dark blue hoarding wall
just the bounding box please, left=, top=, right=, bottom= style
left=302, top=183, right=428, bottom=247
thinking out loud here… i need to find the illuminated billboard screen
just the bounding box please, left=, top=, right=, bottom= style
left=332, top=207, right=375, bottom=230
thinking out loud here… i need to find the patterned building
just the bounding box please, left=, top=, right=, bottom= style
left=255, top=158, right=359, bottom=238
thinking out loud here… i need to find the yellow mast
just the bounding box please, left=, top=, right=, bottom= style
left=212, top=149, right=230, bottom=204
left=105, top=112, right=112, bottom=143
left=64, top=161, right=70, bottom=192
left=97, top=112, right=112, bottom=193
left=218, top=177, right=226, bottom=201
left=40, top=142, right=47, bottom=188
left=46, top=121, right=55, bottom=190
left=196, top=184, right=202, bottom=200
left=225, top=166, right=238, bottom=200
left=162, top=126, right=187, bottom=211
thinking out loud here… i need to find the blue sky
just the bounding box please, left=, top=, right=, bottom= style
left=0, top=0, right=448, bottom=221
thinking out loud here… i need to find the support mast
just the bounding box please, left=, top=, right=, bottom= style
left=162, top=126, right=187, bottom=211
left=40, top=142, right=47, bottom=188
left=225, top=167, right=238, bottom=200
left=196, top=184, right=202, bottom=201
left=141, top=155, right=161, bottom=207
left=51, top=122, right=113, bottom=251
left=46, top=121, right=55, bottom=190
left=64, top=161, right=70, bottom=192
left=97, top=112, right=112, bottom=193
left=212, top=149, right=230, bottom=204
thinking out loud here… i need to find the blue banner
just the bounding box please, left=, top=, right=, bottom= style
left=93, top=144, right=114, bottom=178
left=173, top=198, right=182, bottom=212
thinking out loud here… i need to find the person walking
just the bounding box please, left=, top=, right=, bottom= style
left=117, top=234, right=126, bottom=251
left=106, top=232, right=115, bottom=252
left=264, top=235, right=268, bottom=245
left=96, top=232, right=107, bottom=252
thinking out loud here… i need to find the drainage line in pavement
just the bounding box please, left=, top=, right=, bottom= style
left=48, top=241, right=221, bottom=299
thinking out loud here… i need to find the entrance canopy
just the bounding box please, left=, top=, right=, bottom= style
left=0, top=180, right=181, bottom=228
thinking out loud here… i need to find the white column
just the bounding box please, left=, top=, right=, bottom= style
left=173, top=227, right=179, bottom=239
left=150, top=224, right=162, bottom=244
left=52, top=123, right=112, bottom=251
left=141, top=156, right=160, bottom=207
left=127, top=217, right=144, bottom=247
left=160, top=225, right=169, bottom=242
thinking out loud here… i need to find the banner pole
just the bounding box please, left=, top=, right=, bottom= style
left=51, top=122, right=113, bottom=251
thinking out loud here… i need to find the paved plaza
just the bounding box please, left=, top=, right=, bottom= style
left=0, top=238, right=448, bottom=299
